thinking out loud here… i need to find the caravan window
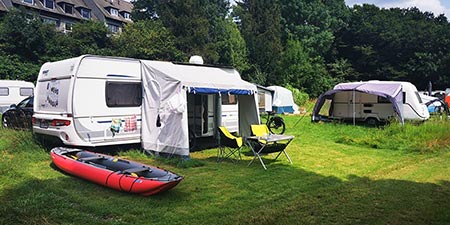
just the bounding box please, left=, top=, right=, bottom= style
left=222, top=94, right=237, bottom=105
left=415, top=91, right=423, bottom=104
left=105, top=82, right=142, bottom=107
left=258, top=92, right=265, bottom=108
left=0, top=87, right=8, bottom=96
left=20, top=88, right=33, bottom=96
left=377, top=96, right=390, bottom=103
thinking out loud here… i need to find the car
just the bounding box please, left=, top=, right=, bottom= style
left=1, top=96, right=33, bottom=129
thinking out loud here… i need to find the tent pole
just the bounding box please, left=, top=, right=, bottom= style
left=353, top=90, right=356, bottom=126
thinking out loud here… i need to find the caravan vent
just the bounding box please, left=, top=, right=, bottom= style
left=189, top=55, right=204, bottom=65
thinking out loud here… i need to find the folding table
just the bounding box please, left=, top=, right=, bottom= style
left=246, top=134, right=294, bottom=170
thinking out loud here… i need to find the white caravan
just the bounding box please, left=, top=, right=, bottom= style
left=0, top=80, right=34, bottom=113
left=33, top=55, right=249, bottom=147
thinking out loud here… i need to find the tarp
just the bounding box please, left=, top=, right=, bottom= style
left=141, top=61, right=259, bottom=156
left=267, top=86, right=295, bottom=114
left=312, top=82, right=404, bottom=124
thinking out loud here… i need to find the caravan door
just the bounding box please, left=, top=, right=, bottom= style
left=187, top=94, right=215, bottom=137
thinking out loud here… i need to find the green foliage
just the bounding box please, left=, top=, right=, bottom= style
left=278, top=39, right=334, bottom=97
left=235, top=0, right=284, bottom=85
left=139, top=0, right=231, bottom=63
left=0, top=55, right=40, bottom=81
left=67, top=21, right=113, bottom=56
left=112, top=20, right=182, bottom=60
left=285, top=84, right=309, bottom=106
left=0, top=9, right=57, bottom=63
left=336, top=5, right=450, bottom=90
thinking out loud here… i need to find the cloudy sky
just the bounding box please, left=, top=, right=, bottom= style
left=345, top=0, right=450, bottom=18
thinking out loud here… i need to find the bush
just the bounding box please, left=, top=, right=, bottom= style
left=285, top=84, right=309, bottom=106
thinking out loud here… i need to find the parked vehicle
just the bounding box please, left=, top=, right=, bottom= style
left=1, top=96, right=34, bottom=129
left=33, top=55, right=259, bottom=156
left=0, top=80, right=34, bottom=113
left=312, top=81, right=430, bottom=125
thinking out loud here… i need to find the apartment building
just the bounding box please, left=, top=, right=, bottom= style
left=0, top=0, right=132, bottom=33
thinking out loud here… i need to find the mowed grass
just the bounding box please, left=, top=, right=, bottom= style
left=1, top=116, right=450, bottom=225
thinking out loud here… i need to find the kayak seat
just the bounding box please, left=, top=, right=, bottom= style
left=123, top=167, right=152, bottom=174
left=79, top=156, right=104, bottom=162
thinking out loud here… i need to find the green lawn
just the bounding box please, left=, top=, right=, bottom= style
left=1, top=116, right=449, bottom=225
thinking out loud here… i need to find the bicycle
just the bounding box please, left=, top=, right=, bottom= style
left=260, top=111, right=286, bottom=134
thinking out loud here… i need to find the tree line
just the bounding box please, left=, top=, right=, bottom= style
left=1, top=0, right=449, bottom=97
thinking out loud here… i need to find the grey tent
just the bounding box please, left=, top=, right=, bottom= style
left=312, top=82, right=404, bottom=124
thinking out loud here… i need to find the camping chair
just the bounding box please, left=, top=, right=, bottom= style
left=248, top=124, right=294, bottom=170
left=217, top=126, right=243, bottom=162
left=250, top=124, right=270, bottom=144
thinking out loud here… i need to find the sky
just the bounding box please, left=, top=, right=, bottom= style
left=345, top=0, right=450, bottom=18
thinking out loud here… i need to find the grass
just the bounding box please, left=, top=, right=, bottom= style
left=0, top=116, right=450, bottom=225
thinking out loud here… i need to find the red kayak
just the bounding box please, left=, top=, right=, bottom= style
left=50, top=147, right=183, bottom=196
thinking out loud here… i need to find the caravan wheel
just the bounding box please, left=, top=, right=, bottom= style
left=365, top=117, right=379, bottom=126
left=2, top=114, right=9, bottom=128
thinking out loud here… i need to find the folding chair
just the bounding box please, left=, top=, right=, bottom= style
left=217, top=126, right=243, bottom=162
left=250, top=124, right=270, bottom=136
left=248, top=124, right=294, bottom=170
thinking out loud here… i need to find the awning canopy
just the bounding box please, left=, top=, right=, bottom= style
left=141, top=61, right=256, bottom=95
left=312, top=82, right=404, bottom=124
left=141, top=61, right=259, bottom=157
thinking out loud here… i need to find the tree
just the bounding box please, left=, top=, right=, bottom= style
left=0, top=9, right=57, bottom=63
left=133, top=0, right=231, bottom=63
left=112, top=20, right=182, bottom=61
left=234, top=0, right=283, bottom=85
left=67, top=21, right=113, bottom=56
left=278, top=39, right=333, bottom=97
left=213, top=18, right=250, bottom=73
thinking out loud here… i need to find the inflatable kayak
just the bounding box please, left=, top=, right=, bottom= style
left=50, top=147, right=183, bottom=196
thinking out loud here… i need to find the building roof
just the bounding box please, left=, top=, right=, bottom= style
left=92, top=0, right=132, bottom=23
left=0, top=1, right=7, bottom=11
left=10, top=0, right=95, bottom=21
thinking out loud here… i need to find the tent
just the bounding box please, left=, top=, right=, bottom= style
left=267, top=86, right=295, bottom=114
left=141, top=61, right=259, bottom=157
left=312, top=82, right=404, bottom=124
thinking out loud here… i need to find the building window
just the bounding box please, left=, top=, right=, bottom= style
left=105, top=82, right=142, bottom=107
left=44, top=0, right=54, bottom=9
left=123, top=12, right=130, bottom=20
left=65, top=22, right=73, bottom=32
left=110, top=8, right=118, bottom=16
left=0, top=87, right=9, bottom=96
left=23, top=0, right=33, bottom=4
left=20, top=88, right=34, bottom=96
left=64, top=4, right=73, bottom=14
left=80, top=8, right=90, bottom=19
left=42, top=17, right=58, bottom=26
left=107, top=24, right=119, bottom=33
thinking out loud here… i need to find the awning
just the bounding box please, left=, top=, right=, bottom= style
left=312, top=82, right=404, bottom=124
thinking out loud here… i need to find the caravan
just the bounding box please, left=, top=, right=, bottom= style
left=312, top=81, right=430, bottom=125
left=33, top=55, right=259, bottom=156
left=0, top=80, right=34, bottom=113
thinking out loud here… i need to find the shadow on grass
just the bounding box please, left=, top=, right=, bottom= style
left=1, top=162, right=449, bottom=225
